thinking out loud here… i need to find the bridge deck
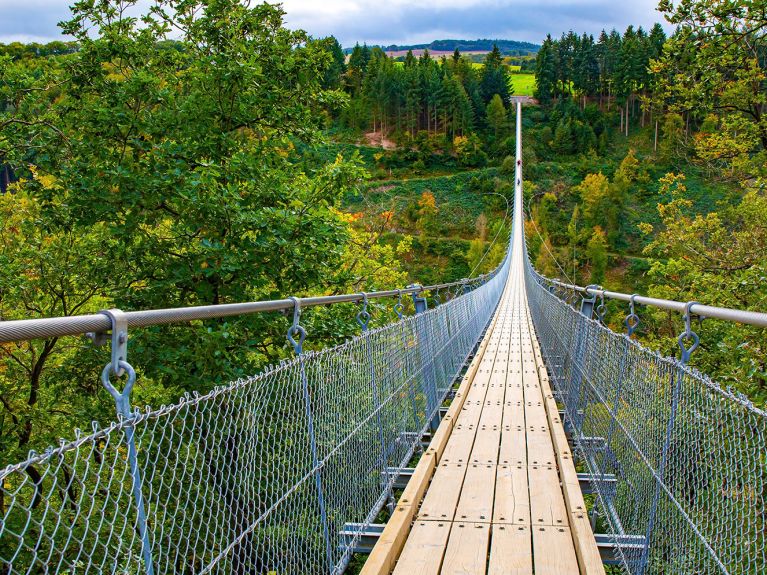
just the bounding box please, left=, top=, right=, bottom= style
left=363, top=269, right=604, bottom=574
left=361, top=101, right=604, bottom=574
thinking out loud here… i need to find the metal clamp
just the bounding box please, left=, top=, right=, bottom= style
left=356, top=293, right=371, bottom=331
left=99, top=308, right=128, bottom=377
left=580, top=284, right=600, bottom=319
left=678, top=301, right=700, bottom=364
left=624, top=294, right=640, bottom=336
left=394, top=290, right=404, bottom=320
left=287, top=297, right=307, bottom=355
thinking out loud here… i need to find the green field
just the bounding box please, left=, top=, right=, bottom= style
left=510, top=73, right=536, bottom=96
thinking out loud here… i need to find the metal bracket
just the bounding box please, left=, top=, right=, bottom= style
left=97, top=309, right=128, bottom=377
left=408, top=284, right=428, bottom=314
left=580, top=285, right=600, bottom=319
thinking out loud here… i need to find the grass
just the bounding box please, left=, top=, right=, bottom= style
left=510, top=73, right=536, bottom=97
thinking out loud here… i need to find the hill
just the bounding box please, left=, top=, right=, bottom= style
left=344, top=38, right=540, bottom=56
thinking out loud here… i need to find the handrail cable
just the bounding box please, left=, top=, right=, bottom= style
left=536, top=275, right=767, bottom=328
left=0, top=274, right=499, bottom=344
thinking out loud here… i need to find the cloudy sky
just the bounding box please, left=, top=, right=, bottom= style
left=0, top=0, right=669, bottom=47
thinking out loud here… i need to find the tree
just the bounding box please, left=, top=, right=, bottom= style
left=535, top=35, right=557, bottom=105
left=454, top=134, right=488, bottom=167
left=480, top=44, right=510, bottom=104
left=416, top=191, right=439, bottom=233
left=576, top=173, right=610, bottom=228
left=320, top=36, right=346, bottom=89
left=639, top=173, right=767, bottom=399
left=0, top=0, right=368, bottom=460
left=587, top=226, right=608, bottom=283
left=655, top=0, right=767, bottom=183
left=486, top=94, right=508, bottom=141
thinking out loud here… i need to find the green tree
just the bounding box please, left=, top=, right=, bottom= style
left=0, top=0, right=369, bottom=459
left=535, top=35, right=557, bottom=105
left=486, top=93, right=508, bottom=141
left=656, top=0, right=767, bottom=183
left=587, top=225, right=608, bottom=283
left=640, top=173, right=767, bottom=400
left=319, top=36, right=346, bottom=89
left=480, top=44, right=510, bottom=104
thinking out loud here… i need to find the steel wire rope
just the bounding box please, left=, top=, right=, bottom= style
left=522, top=191, right=575, bottom=285
left=468, top=192, right=512, bottom=278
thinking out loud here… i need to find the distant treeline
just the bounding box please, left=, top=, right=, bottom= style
left=335, top=42, right=514, bottom=143
left=0, top=41, right=79, bottom=59
left=344, top=39, right=540, bottom=56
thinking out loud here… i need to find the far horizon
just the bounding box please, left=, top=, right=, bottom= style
left=1, top=0, right=672, bottom=46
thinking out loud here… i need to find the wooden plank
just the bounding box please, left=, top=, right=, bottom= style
left=525, top=430, right=557, bottom=467
left=392, top=520, right=451, bottom=575
left=441, top=427, right=477, bottom=465
left=428, top=418, right=455, bottom=462
left=528, top=465, right=568, bottom=528
left=532, top=526, right=580, bottom=575
left=398, top=449, right=437, bottom=509
left=440, top=522, right=491, bottom=575
left=524, top=400, right=549, bottom=430
left=558, top=457, right=587, bottom=516
left=493, top=464, right=530, bottom=525
left=499, top=424, right=526, bottom=467
left=488, top=525, right=533, bottom=575
left=360, top=505, right=417, bottom=575
left=570, top=512, right=608, bottom=575
left=454, top=463, right=496, bottom=523
left=470, top=425, right=501, bottom=465
left=418, top=463, right=467, bottom=522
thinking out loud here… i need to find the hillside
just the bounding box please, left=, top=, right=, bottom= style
left=344, top=38, right=540, bottom=56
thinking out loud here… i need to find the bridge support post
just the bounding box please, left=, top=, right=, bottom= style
left=409, top=285, right=440, bottom=432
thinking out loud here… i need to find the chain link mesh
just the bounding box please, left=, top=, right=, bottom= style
left=0, top=256, right=509, bottom=575
left=526, top=264, right=767, bottom=575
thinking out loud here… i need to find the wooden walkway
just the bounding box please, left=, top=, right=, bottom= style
left=361, top=235, right=605, bottom=575
left=361, top=101, right=604, bottom=574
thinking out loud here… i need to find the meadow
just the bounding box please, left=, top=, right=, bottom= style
left=510, top=73, right=536, bottom=96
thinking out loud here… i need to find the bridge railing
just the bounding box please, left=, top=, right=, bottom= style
left=0, top=253, right=510, bottom=575
left=525, top=262, right=766, bottom=575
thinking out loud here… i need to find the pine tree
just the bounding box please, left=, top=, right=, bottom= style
left=480, top=44, right=510, bottom=104
left=319, top=36, right=346, bottom=90
left=535, top=35, right=557, bottom=105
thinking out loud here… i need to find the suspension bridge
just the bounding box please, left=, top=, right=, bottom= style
left=1, top=104, right=765, bottom=575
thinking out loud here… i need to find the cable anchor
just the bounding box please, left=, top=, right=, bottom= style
left=356, top=292, right=371, bottom=331
left=287, top=296, right=307, bottom=355
left=678, top=301, right=700, bottom=364
left=394, top=290, right=404, bottom=320
left=96, top=309, right=135, bottom=417
left=596, top=291, right=607, bottom=325
left=624, top=294, right=640, bottom=336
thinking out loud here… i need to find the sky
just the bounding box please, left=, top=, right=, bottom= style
left=0, top=0, right=671, bottom=47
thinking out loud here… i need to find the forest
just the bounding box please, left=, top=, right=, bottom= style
left=0, top=0, right=765, bottom=474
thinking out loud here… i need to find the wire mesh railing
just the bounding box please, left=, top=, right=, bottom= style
left=0, top=253, right=510, bottom=575
left=525, top=262, right=767, bottom=575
